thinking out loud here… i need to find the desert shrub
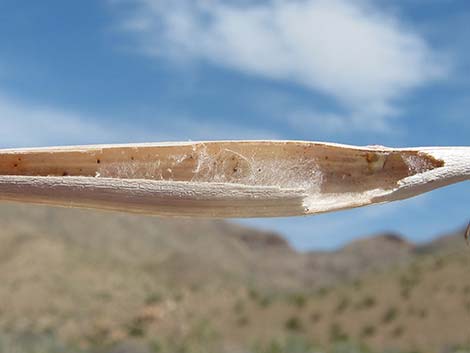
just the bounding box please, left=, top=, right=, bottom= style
left=400, top=287, right=411, bottom=300
left=189, top=282, right=201, bottom=292
left=433, top=258, right=445, bottom=270
left=187, top=319, right=219, bottom=343
left=400, top=274, right=418, bottom=288
left=285, top=316, right=304, bottom=332
left=317, top=287, right=330, bottom=298
left=335, top=296, right=350, bottom=314
left=352, top=279, right=363, bottom=290
left=127, top=319, right=145, bottom=337
left=418, top=308, right=428, bottom=318
left=247, top=288, right=273, bottom=308
left=382, top=307, right=399, bottom=323
left=288, top=293, right=308, bottom=308
left=329, top=322, right=348, bottom=342
left=145, top=292, right=163, bottom=305
left=233, top=299, right=245, bottom=314
left=360, top=324, right=376, bottom=338
left=236, top=315, right=250, bottom=327
left=248, top=288, right=260, bottom=301
left=310, top=311, right=322, bottom=323
left=258, top=294, right=273, bottom=308
left=407, top=306, right=427, bottom=319
left=399, top=273, right=420, bottom=299
left=356, top=295, right=376, bottom=310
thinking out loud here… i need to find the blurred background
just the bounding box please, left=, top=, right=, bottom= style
left=0, top=1, right=469, bottom=352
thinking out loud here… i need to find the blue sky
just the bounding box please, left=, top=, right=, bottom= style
left=0, top=0, right=469, bottom=250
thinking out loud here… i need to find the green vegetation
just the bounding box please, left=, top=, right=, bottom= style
left=285, top=316, right=304, bottom=332
left=382, top=307, right=399, bottom=323
left=253, top=336, right=317, bottom=353
left=287, top=293, right=308, bottom=308
left=248, top=288, right=274, bottom=308
left=329, top=322, right=348, bottom=342
left=335, top=296, right=350, bottom=314
left=360, top=324, right=376, bottom=338
left=356, top=295, right=376, bottom=310
left=0, top=334, right=87, bottom=353
left=126, top=319, right=146, bottom=337
left=316, top=287, right=330, bottom=298
left=310, top=311, right=322, bottom=323
left=145, top=292, right=163, bottom=305
left=258, top=295, right=273, bottom=308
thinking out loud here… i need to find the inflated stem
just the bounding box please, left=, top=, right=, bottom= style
left=0, top=141, right=468, bottom=218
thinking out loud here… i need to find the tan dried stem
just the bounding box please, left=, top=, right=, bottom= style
left=0, top=141, right=468, bottom=217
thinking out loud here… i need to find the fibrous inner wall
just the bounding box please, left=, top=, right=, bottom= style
left=0, top=141, right=444, bottom=213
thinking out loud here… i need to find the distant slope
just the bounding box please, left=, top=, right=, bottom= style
left=0, top=203, right=418, bottom=295
left=0, top=203, right=302, bottom=290
left=415, top=227, right=467, bottom=255
left=305, top=233, right=415, bottom=286
left=0, top=203, right=468, bottom=353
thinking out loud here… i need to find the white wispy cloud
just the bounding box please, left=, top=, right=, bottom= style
left=114, top=0, right=448, bottom=131
left=0, top=95, right=115, bottom=147
left=0, top=94, right=277, bottom=148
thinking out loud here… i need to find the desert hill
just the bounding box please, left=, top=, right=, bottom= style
left=0, top=203, right=468, bottom=353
